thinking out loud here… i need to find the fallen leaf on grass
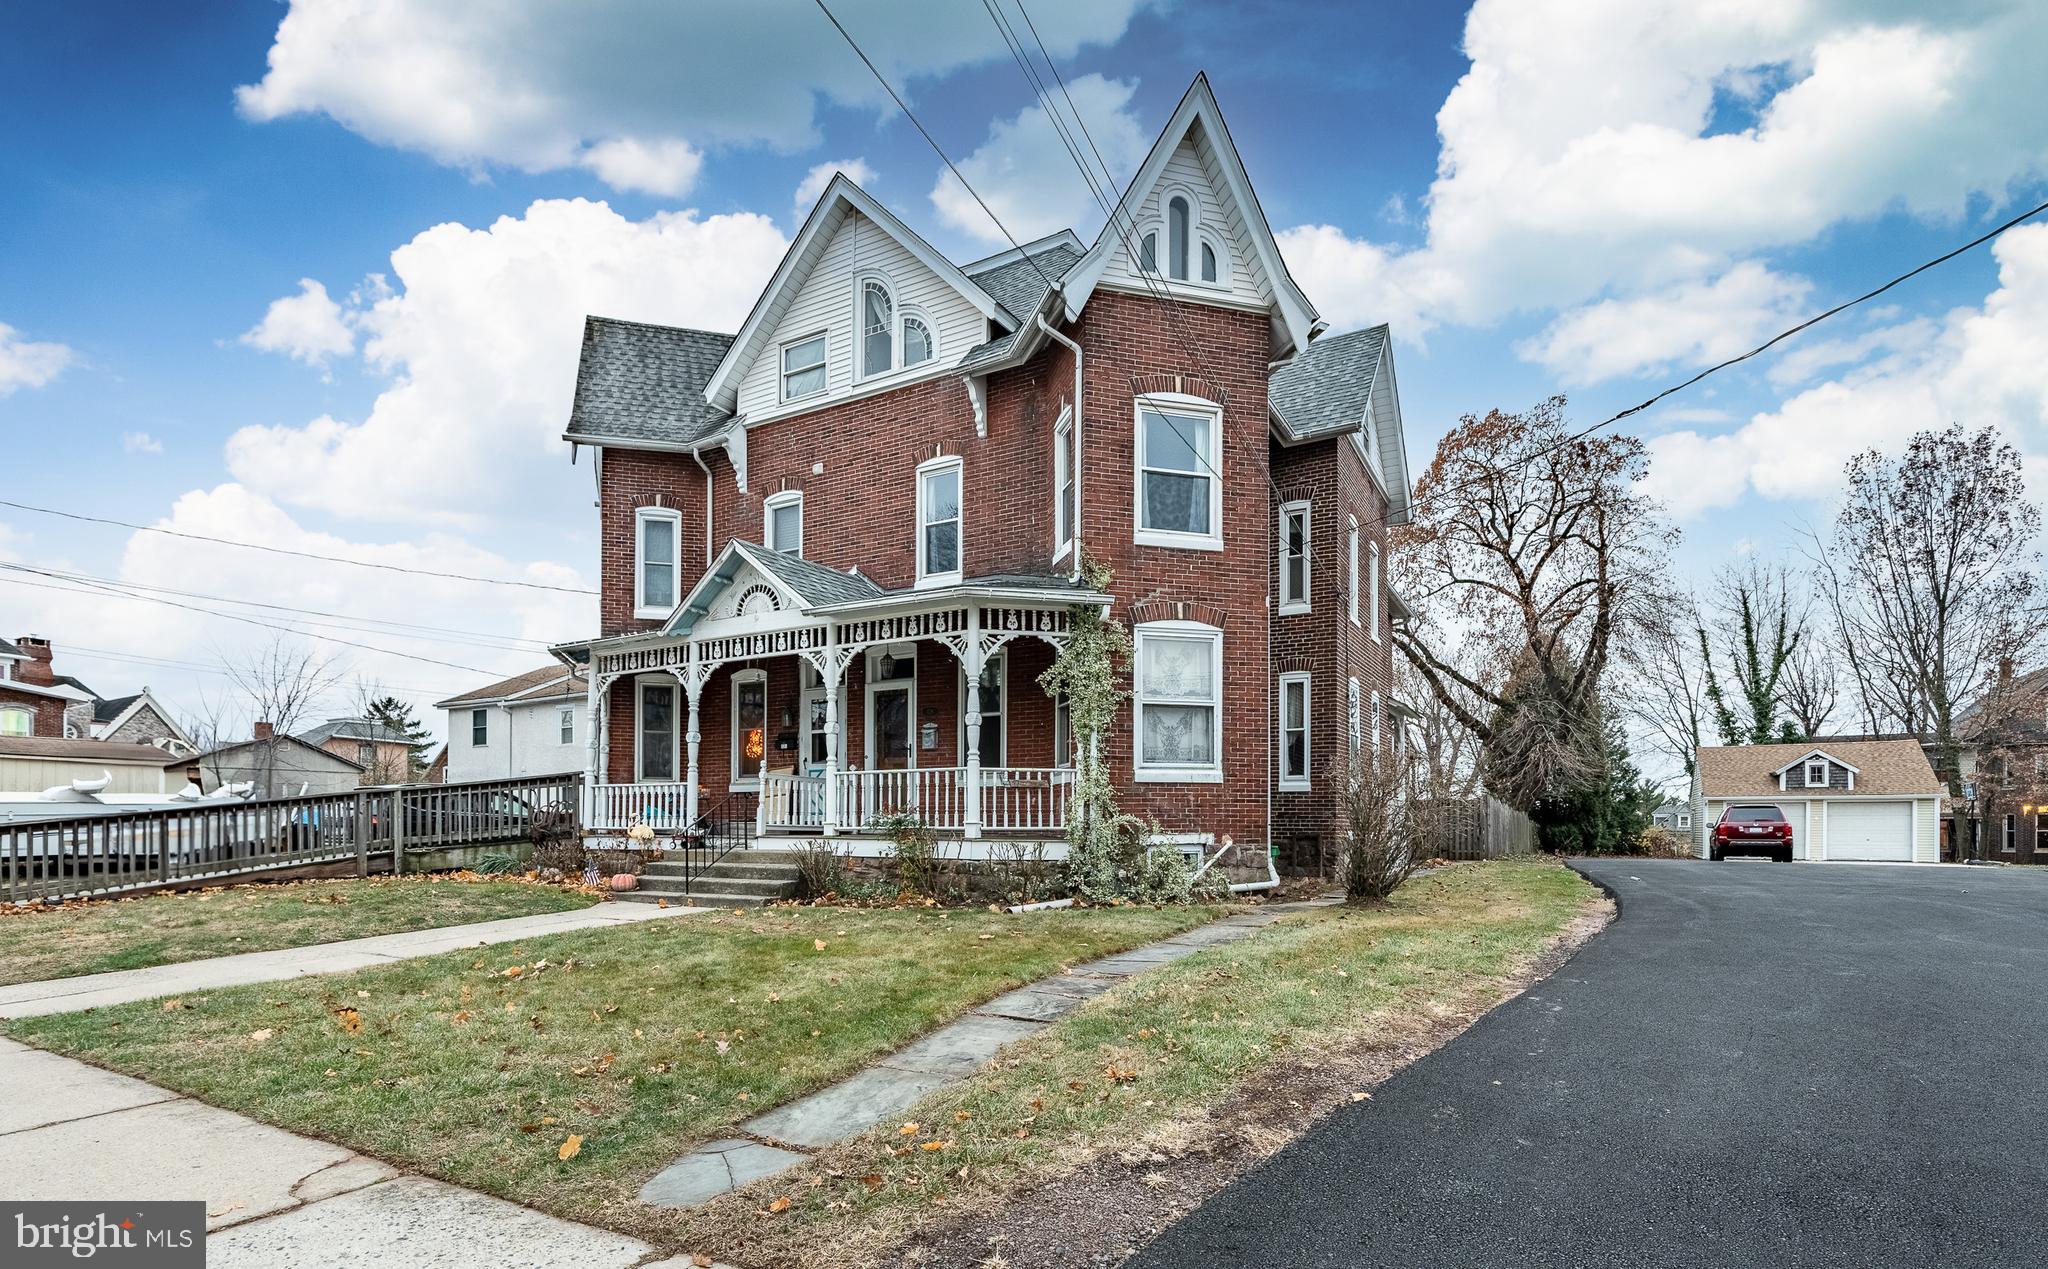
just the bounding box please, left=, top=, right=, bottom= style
left=860, top=1174, right=883, bottom=1190
left=1352, top=1092, right=1373, bottom=1102
left=162, top=998, right=185, bottom=1012
left=953, top=1110, right=971, bottom=1122
left=558, top=1134, right=583, bottom=1161
left=767, top=1196, right=792, bottom=1213
left=898, top=1122, right=919, bottom=1135
left=247, top=1028, right=273, bottom=1044
left=814, top=938, right=827, bottom=951
left=691, top=1255, right=713, bottom=1267
left=334, top=1008, right=363, bottom=1035
left=919, top=1141, right=948, bottom=1152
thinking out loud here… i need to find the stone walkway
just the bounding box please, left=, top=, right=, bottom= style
left=0, top=899, right=705, bottom=1019
left=0, top=1037, right=727, bottom=1267
left=639, top=899, right=1333, bottom=1207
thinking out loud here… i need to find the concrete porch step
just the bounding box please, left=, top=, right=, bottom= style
left=613, top=887, right=773, bottom=910
left=643, top=858, right=802, bottom=883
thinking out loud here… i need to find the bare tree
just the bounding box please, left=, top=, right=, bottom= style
left=1698, top=559, right=1807, bottom=744
left=1777, top=642, right=1839, bottom=740
left=222, top=639, right=345, bottom=798
left=1615, top=591, right=1711, bottom=781
left=1393, top=396, right=1675, bottom=811
left=1397, top=652, right=1483, bottom=801
left=1813, top=424, right=2043, bottom=789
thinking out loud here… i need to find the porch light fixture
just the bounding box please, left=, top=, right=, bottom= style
left=880, top=652, right=897, bottom=679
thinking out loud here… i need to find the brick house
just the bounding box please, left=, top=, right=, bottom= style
left=0, top=635, right=194, bottom=754
left=296, top=718, right=420, bottom=786
left=554, top=76, right=1412, bottom=868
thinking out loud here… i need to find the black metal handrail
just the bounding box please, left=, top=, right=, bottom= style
left=673, top=792, right=756, bottom=894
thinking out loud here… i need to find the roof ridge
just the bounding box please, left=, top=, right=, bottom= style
left=584, top=315, right=736, bottom=340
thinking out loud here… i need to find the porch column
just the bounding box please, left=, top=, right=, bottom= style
left=584, top=669, right=604, bottom=826
left=823, top=640, right=843, bottom=836
left=683, top=648, right=704, bottom=827
left=962, top=608, right=984, bottom=840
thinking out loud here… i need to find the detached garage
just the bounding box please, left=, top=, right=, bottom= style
left=1692, top=739, right=1944, bottom=864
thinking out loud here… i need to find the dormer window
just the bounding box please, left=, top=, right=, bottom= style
left=1805, top=760, right=1828, bottom=788
left=861, top=279, right=893, bottom=377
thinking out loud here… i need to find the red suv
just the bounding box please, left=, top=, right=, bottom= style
left=1712, top=805, right=1794, bottom=862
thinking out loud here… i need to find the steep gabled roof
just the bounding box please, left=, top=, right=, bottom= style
left=962, top=231, right=1085, bottom=322
left=564, top=317, right=735, bottom=449
left=660, top=540, right=886, bottom=637
left=1059, top=74, right=1321, bottom=355
left=703, top=174, right=1016, bottom=414
left=1268, top=324, right=1413, bottom=524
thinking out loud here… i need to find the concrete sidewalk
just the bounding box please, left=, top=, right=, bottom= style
left=0, top=900, right=706, bottom=1019
left=0, top=1038, right=719, bottom=1267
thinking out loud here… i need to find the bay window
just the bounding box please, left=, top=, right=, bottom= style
left=1279, top=501, right=1311, bottom=613
left=917, top=456, right=963, bottom=585
left=1278, top=673, right=1310, bottom=790
left=1134, top=395, right=1223, bottom=550
left=1134, top=621, right=1223, bottom=782
left=635, top=508, right=681, bottom=619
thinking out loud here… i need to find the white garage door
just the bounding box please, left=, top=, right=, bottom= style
left=1826, top=801, right=1914, bottom=862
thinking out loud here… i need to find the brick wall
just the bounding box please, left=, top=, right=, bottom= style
left=0, top=685, right=67, bottom=738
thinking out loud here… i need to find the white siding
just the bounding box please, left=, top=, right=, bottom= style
left=735, top=210, right=986, bottom=422
left=1099, top=124, right=1272, bottom=311
left=0, top=756, right=168, bottom=795
left=445, top=698, right=587, bottom=783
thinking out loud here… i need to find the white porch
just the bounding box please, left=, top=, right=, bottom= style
left=568, top=541, right=1108, bottom=842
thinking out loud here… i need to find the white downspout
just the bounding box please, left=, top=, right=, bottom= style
left=690, top=449, right=714, bottom=569
left=1035, top=313, right=1083, bottom=582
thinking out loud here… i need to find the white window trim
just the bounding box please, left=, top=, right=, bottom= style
left=1132, top=619, right=1224, bottom=784
left=634, top=507, right=684, bottom=620
left=1804, top=760, right=1827, bottom=788
left=1347, top=677, right=1362, bottom=759
left=764, top=489, right=804, bottom=557
left=1347, top=515, right=1361, bottom=627
left=2004, top=814, right=2016, bottom=852
left=915, top=454, right=964, bottom=588
left=1368, top=539, right=1382, bottom=642
left=559, top=707, right=575, bottom=746
left=1278, top=500, right=1311, bottom=615
left=0, top=705, right=32, bottom=738
left=470, top=707, right=489, bottom=748
left=900, top=306, right=938, bottom=370
left=1133, top=392, right=1224, bottom=552
left=1052, top=405, right=1076, bottom=564
left=957, top=649, right=1007, bottom=767
left=855, top=275, right=895, bottom=381
left=779, top=329, right=829, bottom=403
left=633, top=677, right=679, bottom=783
left=729, top=667, right=767, bottom=791
left=1278, top=671, right=1311, bottom=791
left=1052, top=692, right=1073, bottom=768
left=1371, top=690, right=1382, bottom=752
left=1678, top=813, right=1692, bottom=830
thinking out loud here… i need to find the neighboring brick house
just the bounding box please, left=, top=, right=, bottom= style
left=296, top=718, right=419, bottom=786
left=555, top=76, right=1412, bottom=869
left=0, top=635, right=194, bottom=755
left=1945, top=662, right=2048, bottom=864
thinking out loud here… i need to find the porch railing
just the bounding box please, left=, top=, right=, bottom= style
left=837, top=768, right=967, bottom=830
left=584, top=781, right=692, bottom=833
left=979, top=768, right=1076, bottom=832
left=761, top=772, right=825, bottom=830
left=587, top=769, right=1075, bottom=836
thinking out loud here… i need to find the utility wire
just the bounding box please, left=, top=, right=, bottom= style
left=0, top=498, right=596, bottom=595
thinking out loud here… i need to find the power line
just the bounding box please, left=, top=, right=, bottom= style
left=0, top=498, right=597, bottom=596
left=55, top=645, right=463, bottom=700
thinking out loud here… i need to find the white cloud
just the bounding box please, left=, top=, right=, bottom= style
left=0, top=322, right=77, bottom=396
left=794, top=159, right=876, bottom=213
left=931, top=73, right=1149, bottom=244
left=1763, top=316, right=1937, bottom=388
left=1517, top=262, right=1813, bottom=385
left=224, top=197, right=789, bottom=524
left=239, top=278, right=356, bottom=370
left=122, top=431, right=164, bottom=456
left=237, top=0, right=1153, bottom=194
left=1642, top=223, right=2048, bottom=518
left=1279, top=0, right=2048, bottom=364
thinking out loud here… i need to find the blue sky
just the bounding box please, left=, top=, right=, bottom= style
left=3, top=0, right=2046, bottom=754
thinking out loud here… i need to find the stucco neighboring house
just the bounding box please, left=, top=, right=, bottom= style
left=195, top=725, right=365, bottom=798
left=435, top=667, right=590, bottom=783
left=0, top=635, right=195, bottom=756
left=296, top=718, right=418, bottom=785
left=1690, top=739, right=1944, bottom=864
left=0, top=735, right=197, bottom=795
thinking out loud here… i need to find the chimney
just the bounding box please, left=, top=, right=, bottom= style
left=253, top=721, right=275, bottom=741
left=14, top=635, right=53, bottom=687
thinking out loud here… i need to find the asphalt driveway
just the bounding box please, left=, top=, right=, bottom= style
left=1131, top=859, right=2048, bottom=1268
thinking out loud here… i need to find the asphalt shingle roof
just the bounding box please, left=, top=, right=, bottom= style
left=0, top=736, right=188, bottom=765
left=435, top=666, right=588, bottom=709
left=92, top=692, right=141, bottom=724
left=1697, top=740, right=1943, bottom=798
left=566, top=317, right=735, bottom=448
left=748, top=548, right=886, bottom=607
left=966, top=243, right=1083, bottom=324
left=1268, top=325, right=1388, bottom=441
left=0, top=638, right=22, bottom=659
left=297, top=718, right=416, bottom=747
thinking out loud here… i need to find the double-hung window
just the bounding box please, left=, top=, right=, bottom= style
left=470, top=708, right=488, bottom=747
left=1167, top=195, right=1191, bottom=280
left=1134, top=621, right=1222, bottom=782
left=2005, top=815, right=2017, bottom=852
left=732, top=669, right=766, bottom=788
left=903, top=314, right=934, bottom=367
left=917, top=456, right=963, bottom=585
left=559, top=707, right=575, bottom=745
left=1052, top=693, right=1074, bottom=767
left=1279, top=501, right=1311, bottom=613
left=1368, top=540, right=1381, bottom=640
left=860, top=280, right=893, bottom=377
left=635, top=508, right=681, bottom=619
left=1371, top=691, right=1382, bottom=752
left=781, top=333, right=827, bottom=401
left=765, top=491, right=803, bottom=556
left=1347, top=678, right=1362, bottom=759
left=1053, top=406, right=1076, bottom=560
left=1278, top=673, right=1310, bottom=790
left=1347, top=516, right=1361, bottom=626
left=1135, top=395, right=1223, bottom=550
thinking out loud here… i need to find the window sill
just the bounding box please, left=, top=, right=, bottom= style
left=634, top=606, right=675, bottom=623
left=1134, top=530, right=1223, bottom=553
left=730, top=779, right=761, bottom=794
left=914, top=572, right=963, bottom=590
left=1278, top=601, right=1311, bottom=617
left=1278, top=779, right=1311, bottom=792
left=1133, top=768, right=1223, bottom=784
left=1053, top=540, right=1073, bottom=566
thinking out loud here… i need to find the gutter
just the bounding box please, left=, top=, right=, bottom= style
left=1035, top=312, right=1084, bottom=582
left=690, top=449, right=714, bottom=569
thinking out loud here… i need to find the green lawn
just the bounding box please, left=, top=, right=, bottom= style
left=2, top=901, right=1216, bottom=1242
left=0, top=874, right=596, bottom=986
left=679, top=860, right=1600, bottom=1267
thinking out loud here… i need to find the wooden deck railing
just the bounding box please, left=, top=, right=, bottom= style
left=0, top=772, right=581, bottom=904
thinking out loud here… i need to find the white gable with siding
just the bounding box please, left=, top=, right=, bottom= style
left=1096, top=125, right=1275, bottom=316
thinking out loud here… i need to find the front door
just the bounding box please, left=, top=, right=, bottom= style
left=870, top=684, right=912, bottom=770
left=859, top=646, right=916, bottom=821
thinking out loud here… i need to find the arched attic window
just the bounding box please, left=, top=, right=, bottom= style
left=1138, top=232, right=1157, bottom=272
left=861, top=278, right=894, bottom=376
left=903, top=312, right=934, bottom=367
left=1201, top=240, right=1218, bottom=283
left=1167, top=195, right=1190, bottom=280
